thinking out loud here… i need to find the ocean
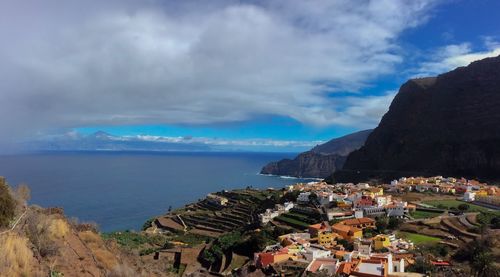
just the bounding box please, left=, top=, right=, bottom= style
left=0, top=151, right=313, bottom=232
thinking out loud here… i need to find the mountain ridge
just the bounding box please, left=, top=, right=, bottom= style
left=331, top=55, right=500, bottom=183
left=260, top=129, right=372, bottom=178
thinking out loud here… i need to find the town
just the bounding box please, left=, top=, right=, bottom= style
left=150, top=176, right=500, bottom=276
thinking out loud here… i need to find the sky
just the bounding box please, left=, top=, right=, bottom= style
left=0, top=0, right=499, bottom=152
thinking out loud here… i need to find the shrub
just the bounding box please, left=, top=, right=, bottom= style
left=25, top=213, right=61, bottom=257
left=142, top=218, right=154, bottom=231
left=458, top=203, right=469, bottom=211
left=0, top=178, right=16, bottom=228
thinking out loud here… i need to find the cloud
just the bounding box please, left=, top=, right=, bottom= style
left=132, top=134, right=323, bottom=148
left=413, top=38, right=500, bottom=77
left=0, top=0, right=438, bottom=142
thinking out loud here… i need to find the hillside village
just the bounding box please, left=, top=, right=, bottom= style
left=1, top=175, right=499, bottom=276
left=147, top=176, right=500, bottom=276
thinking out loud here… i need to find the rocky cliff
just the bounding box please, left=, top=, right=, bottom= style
left=332, top=55, right=500, bottom=183
left=260, top=129, right=371, bottom=178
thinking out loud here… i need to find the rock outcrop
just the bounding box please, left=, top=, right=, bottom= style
left=332, top=55, right=500, bottom=183
left=260, top=130, right=371, bottom=178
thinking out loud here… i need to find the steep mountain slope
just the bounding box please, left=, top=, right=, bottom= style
left=260, top=129, right=371, bottom=178
left=332, top=55, right=500, bottom=183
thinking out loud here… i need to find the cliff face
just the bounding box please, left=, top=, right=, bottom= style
left=260, top=130, right=371, bottom=178
left=333, top=55, right=500, bottom=182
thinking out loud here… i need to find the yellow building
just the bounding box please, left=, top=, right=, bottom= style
left=476, top=190, right=488, bottom=197
left=364, top=187, right=384, bottom=198
left=332, top=223, right=362, bottom=241
left=318, top=232, right=340, bottom=247
left=373, top=235, right=391, bottom=250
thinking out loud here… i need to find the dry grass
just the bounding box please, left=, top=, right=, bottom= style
left=25, top=213, right=64, bottom=257
left=0, top=233, right=35, bottom=277
left=94, top=248, right=118, bottom=270
left=79, top=230, right=102, bottom=245
left=107, top=264, right=137, bottom=277
left=48, top=218, right=69, bottom=240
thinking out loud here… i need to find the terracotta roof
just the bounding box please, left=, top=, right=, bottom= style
left=308, top=258, right=338, bottom=272
left=337, top=262, right=355, bottom=275
left=342, top=217, right=375, bottom=226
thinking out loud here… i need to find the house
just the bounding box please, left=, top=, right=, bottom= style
left=327, top=209, right=354, bottom=221
left=350, top=259, right=387, bottom=277
left=318, top=231, right=340, bottom=247
left=279, top=232, right=311, bottom=247
left=341, top=218, right=376, bottom=229
left=206, top=193, right=229, bottom=206
left=369, top=253, right=405, bottom=274
left=386, top=202, right=408, bottom=217
left=254, top=248, right=291, bottom=268
left=317, top=191, right=334, bottom=206
left=297, top=192, right=311, bottom=203
left=373, top=235, right=391, bottom=250
left=364, top=187, right=384, bottom=198
left=354, top=196, right=375, bottom=209
left=463, top=191, right=475, bottom=202
left=306, top=258, right=339, bottom=275
left=308, top=222, right=331, bottom=237
left=302, top=247, right=332, bottom=261
left=375, top=195, right=392, bottom=207
left=258, top=209, right=280, bottom=224
left=332, top=223, right=362, bottom=241
left=363, top=206, right=386, bottom=218
left=354, top=239, right=372, bottom=256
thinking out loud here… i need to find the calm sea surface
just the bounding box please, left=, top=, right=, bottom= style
left=0, top=151, right=312, bottom=232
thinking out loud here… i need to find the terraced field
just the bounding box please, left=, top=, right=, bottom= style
left=156, top=189, right=280, bottom=237
left=423, top=199, right=499, bottom=214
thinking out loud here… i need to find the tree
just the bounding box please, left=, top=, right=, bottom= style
left=15, top=184, right=31, bottom=205
left=0, top=179, right=16, bottom=228
left=453, top=236, right=499, bottom=277
left=408, top=257, right=433, bottom=274
left=388, top=217, right=402, bottom=230
left=376, top=217, right=388, bottom=233
left=458, top=203, right=470, bottom=212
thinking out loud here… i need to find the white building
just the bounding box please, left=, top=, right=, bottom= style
left=386, top=202, right=408, bottom=217
left=354, top=210, right=364, bottom=219
left=302, top=247, right=331, bottom=262
left=363, top=206, right=386, bottom=217
left=463, top=191, right=476, bottom=202
left=297, top=192, right=311, bottom=203
left=258, top=209, right=280, bottom=224
left=317, top=192, right=334, bottom=206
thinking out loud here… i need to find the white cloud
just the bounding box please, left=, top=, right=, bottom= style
left=413, top=38, right=500, bottom=77
left=131, top=134, right=323, bottom=148
left=0, top=0, right=438, bottom=142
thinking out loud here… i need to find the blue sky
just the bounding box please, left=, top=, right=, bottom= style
left=1, top=0, right=499, bottom=152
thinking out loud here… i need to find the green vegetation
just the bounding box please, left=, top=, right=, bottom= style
left=283, top=212, right=318, bottom=224
left=202, top=231, right=243, bottom=263
left=375, top=217, right=388, bottom=232
left=0, top=178, right=16, bottom=228
left=453, top=236, right=499, bottom=276
left=397, top=232, right=440, bottom=245
left=168, top=264, right=186, bottom=276
left=142, top=218, right=154, bottom=231
left=102, top=231, right=166, bottom=249
left=170, top=232, right=211, bottom=246
left=477, top=212, right=500, bottom=230
left=410, top=210, right=443, bottom=219
left=275, top=215, right=310, bottom=228
left=423, top=199, right=498, bottom=214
